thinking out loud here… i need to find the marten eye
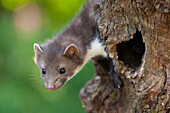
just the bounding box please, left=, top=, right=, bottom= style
left=42, top=69, right=46, bottom=74
left=60, top=68, right=65, bottom=74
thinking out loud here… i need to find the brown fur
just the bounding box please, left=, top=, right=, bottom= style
left=34, top=0, right=101, bottom=90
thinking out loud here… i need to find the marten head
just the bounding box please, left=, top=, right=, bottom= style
left=33, top=42, right=83, bottom=91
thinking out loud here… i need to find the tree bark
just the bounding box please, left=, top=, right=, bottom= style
left=79, top=0, right=169, bottom=113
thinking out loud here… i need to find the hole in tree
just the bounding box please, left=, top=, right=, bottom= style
left=116, top=30, right=146, bottom=68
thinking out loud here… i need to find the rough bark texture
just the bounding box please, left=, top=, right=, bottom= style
left=79, top=0, right=170, bottom=113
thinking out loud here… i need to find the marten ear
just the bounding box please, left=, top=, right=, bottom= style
left=63, top=44, right=80, bottom=58
left=34, top=43, right=43, bottom=55
left=33, top=43, right=43, bottom=65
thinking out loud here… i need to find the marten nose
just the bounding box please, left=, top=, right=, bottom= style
left=47, top=85, right=55, bottom=90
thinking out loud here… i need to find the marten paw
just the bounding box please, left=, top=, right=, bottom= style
left=109, top=71, right=123, bottom=89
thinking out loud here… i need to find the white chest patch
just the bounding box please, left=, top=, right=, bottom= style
left=67, top=38, right=107, bottom=81
left=84, top=38, right=107, bottom=63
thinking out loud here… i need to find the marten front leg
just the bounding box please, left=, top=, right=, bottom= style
left=93, top=57, right=122, bottom=88
left=109, top=58, right=122, bottom=88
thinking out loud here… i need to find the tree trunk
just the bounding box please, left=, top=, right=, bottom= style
left=79, top=0, right=169, bottom=112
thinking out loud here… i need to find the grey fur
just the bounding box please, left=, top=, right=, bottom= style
left=34, top=0, right=102, bottom=90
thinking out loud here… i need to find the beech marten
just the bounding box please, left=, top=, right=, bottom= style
left=33, top=0, right=122, bottom=91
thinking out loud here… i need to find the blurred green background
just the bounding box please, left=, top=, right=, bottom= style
left=0, top=0, right=96, bottom=113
